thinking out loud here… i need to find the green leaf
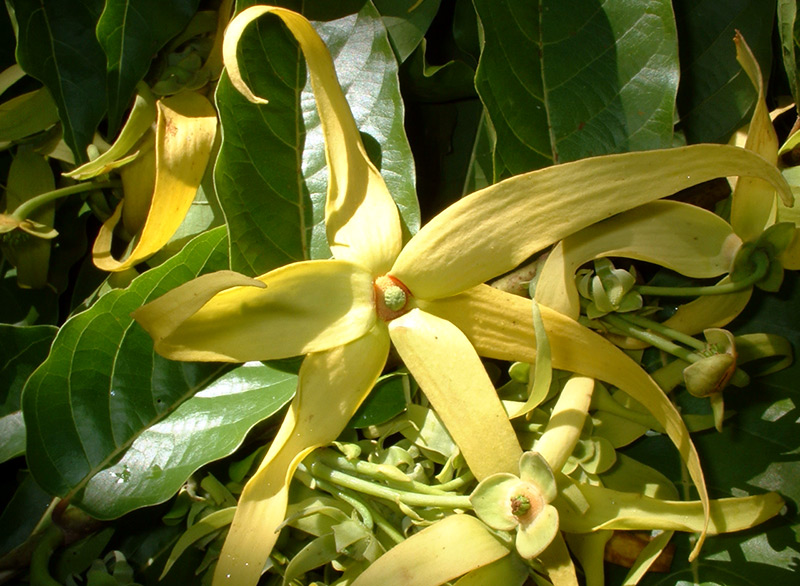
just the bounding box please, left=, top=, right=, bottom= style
left=22, top=227, right=229, bottom=501
left=0, top=272, right=59, bottom=325
left=373, top=0, right=441, bottom=62
left=0, top=324, right=56, bottom=411
left=0, top=87, right=59, bottom=142
left=96, top=0, right=200, bottom=135
left=78, top=362, right=295, bottom=519
left=673, top=0, right=775, bottom=144
left=215, top=1, right=419, bottom=277
left=473, top=0, right=678, bottom=179
left=777, top=0, right=800, bottom=109
left=7, top=0, right=107, bottom=162
left=349, top=372, right=408, bottom=428
left=0, top=412, right=24, bottom=462
left=0, top=472, right=53, bottom=559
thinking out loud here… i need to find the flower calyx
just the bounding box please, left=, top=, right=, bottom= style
left=373, top=275, right=412, bottom=321
left=470, top=451, right=559, bottom=559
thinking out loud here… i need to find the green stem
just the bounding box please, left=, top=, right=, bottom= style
left=307, top=457, right=472, bottom=510
left=615, top=313, right=706, bottom=351
left=635, top=252, right=769, bottom=297
left=12, top=181, right=117, bottom=221
left=29, top=525, right=63, bottom=586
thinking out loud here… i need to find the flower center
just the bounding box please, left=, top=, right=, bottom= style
left=510, top=495, right=531, bottom=517
left=374, top=275, right=412, bottom=321
left=509, top=485, right=544, bottom=523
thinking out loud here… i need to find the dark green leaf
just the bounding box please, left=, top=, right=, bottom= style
left=473, top=0, right=679, bottom=179
left=0, top=324, right=56, bottom=411
left=78, top=362, right=295, bottom=519
left=96, top=0, right=200, bottom=135
left=0, top=472, right=53, bottom=559
left=23, top=227, right=229, bottom=501
left=777, top=0, right=800, bottom=109
left=7, top=0, right=107, bottom=162
left=0, top=411, right=24, bottom=462
left=373, top=0, right=441, bottom=62
left=0, top=272, right=59, bottom=325
left=673, top=0, right=775, bottom=144
left=349, top=372, right=408, bottom=428
left=215, top=1, right=419, bottom=276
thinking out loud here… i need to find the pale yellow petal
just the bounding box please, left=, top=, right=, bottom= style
left=420, top=284, right=711, bottom=559
left=393, top=145, right=791, bottom=300
left=538, top=533, right=579, bottom=586
left=535, top=375, right=594, bottom=472
left=350, top=514, right=511, bottom=586
left=93, top=92, right=217, bottom=271
left=388, top=308, right=522, bottom=480
left=213, top=325, right=389, bottom=586
left=535, top=200, right=741, bottom=319
left=133, top=260, right=376, bottom=362
left=730, top=32, right=780, bottom=241
left=452, top=554, right=528, bottom=586
left=222, top=6, right=401, bottom=273
left=558, top=480, right=784, bottom=536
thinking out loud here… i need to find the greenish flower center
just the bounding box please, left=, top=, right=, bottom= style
left=383, top=285, right=407, bottom=311
left=510, top=495, right=531, bottom=517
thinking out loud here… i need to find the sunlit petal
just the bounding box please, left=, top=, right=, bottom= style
left=516, top=504, right=559, bottom=560
left=558, top=480, right=784, bottom=535
left=393, top=145, right=791, bottom=300
left=535, top=200, right=741, bottom=319
left=535, top=376, right=594, bottom=473
left=388, top=308, right=522, bottom=480
left=538, top=532, right=579, bottom=586
left=730, top=32, right=780, bottom=241
left=133, top=260, right=375, bottom=362
left=213, top=325, right=389, bottom=586
left=222, top=6, right=402, bottom=273
left=420, top=284, right=711, bottom=558
left=452, top=554, right=528, bottom=586
left=93, top=92, right=217, bottom=271
left=350, top=514, right=511, bottom=586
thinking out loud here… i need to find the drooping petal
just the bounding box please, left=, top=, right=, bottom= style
left=535, top=200, right=741, bottom=319
left=93, top=91, right=217, bottom=271
left=557, top=480, right=784, bottom=535
left=388, top=308, right=522, bottom=480
left=534, top=376, right=594, bottom=473
left=213, top=325, right=389, bottom=586
left=730, top=32, right=780, bottom=241
left=350, top=514, right=511, bottom=586
left=133, top=260, right=375, bottom=362
left=420, top=285, right=711, bottom=559
left=452, top=554, right=529, bottom=586
left=392, top=144, right=791, bottom=300
left=222, top=6, right=402, bottom=273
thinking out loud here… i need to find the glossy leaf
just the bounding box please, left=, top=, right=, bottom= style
left=96, top=0, right=200, bottom=134
left=778, top=0, right=800, bottom=109
left=78, top=362, right=295, bottom=519
left=473, top=0, right=678, bottom=179
left=215, top=1, right=418, bottom=276
left=23, top=228, right=229, bottom=500
left=7, top=0, right=107, bottom=162
left=673, top=0, right=774, bottom=144
left=373, top=0, right=441, bottom=62
left=0, top=472, right=53, bottom=559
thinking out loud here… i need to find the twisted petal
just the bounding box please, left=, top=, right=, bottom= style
left=133, top=260, right=375, bottom=362
left=558, top=480, right=784, bottom=535
left=388, top=308, right=522, bottom=480
left=420, top=285, right=711, bottom=559
left=350, top=514, right=511, bottom=586
left=223, top=6, right=402, bottom=273
left=392, top=144, right=791, bottom=300
left=730, top=32, right=780, bottom=241
left=93, top=92, right=217, bottom=271
left=213, top=325, right=389, bottom=586
left=535, top=200, right=741, bottom=319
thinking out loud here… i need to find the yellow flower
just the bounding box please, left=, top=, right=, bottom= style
left=132, top=7, right=792, bottom=586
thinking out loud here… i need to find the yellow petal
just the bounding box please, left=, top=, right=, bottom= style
left=535, top=200, right=741, bottom=319
left=93, top=91, right=217, bottom=271
left=119, top=128, right=156, bottom=235
left=133, top=260, right=376, bottom=362
left=393, top=144, right=791, bottom=300
left=223, top=6, right=402, bottom=273
left=213, top=325, right=389, bottom=586
left=730, top=32, right=780, bottom=241
left=536, top=375, right=594, bottom=472
left=420, top=284, right=711, bottom=559
left=350, top=514, right=511, bottom=586
left=453, top=554, right=528, bottom=586
left=388, top=308, right=522, bottom=480
left=659, top=280, right=752, bottom=336
left=538, top=533, right=579, bottom=586
left=558, top=480, right=784, bottom=536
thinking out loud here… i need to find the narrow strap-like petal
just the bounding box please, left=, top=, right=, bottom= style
left=213, top=325, right=389, bottom=586
left=393, top=144, right=791, bottom=300
left=350, top=514, right=511, bottom=586
left=420, top=284, right=711, bottom=559
left=388, top=308, right=522, bottom=480
left=93, top=92, right=217, bottom=271
left=730, top=32, right=780, bottom=241
left=223, top=6, right=402, bottom=273
left=133, top=260, right=375, bottom=362
left=535, top=200, right=740, bottom=319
